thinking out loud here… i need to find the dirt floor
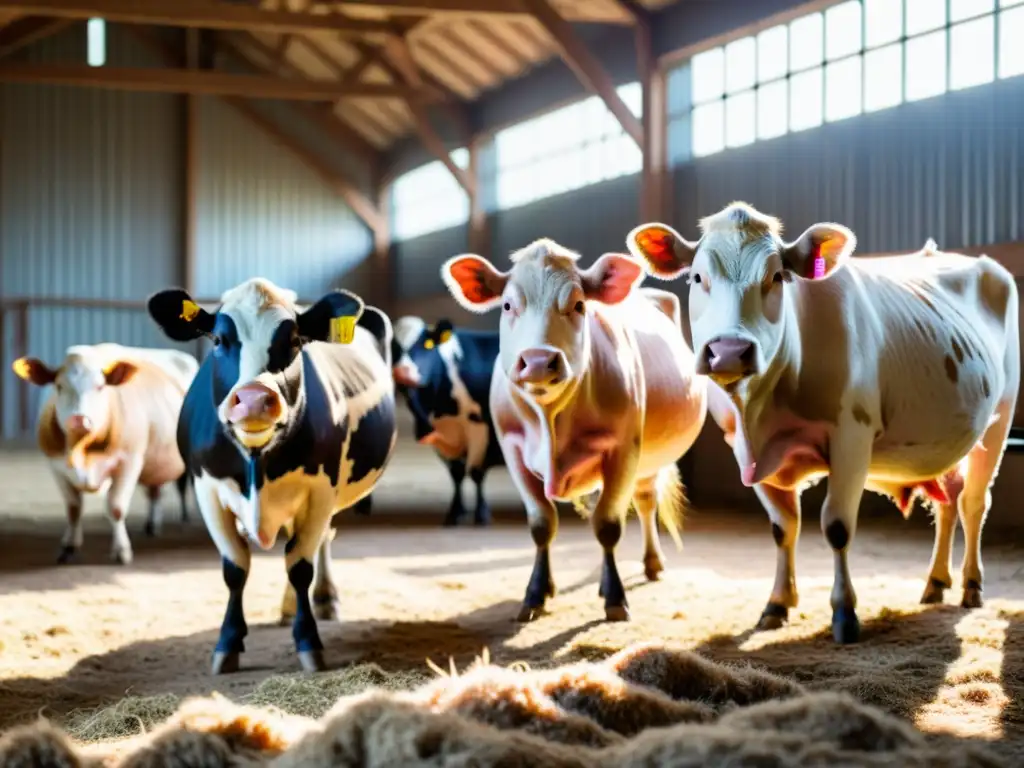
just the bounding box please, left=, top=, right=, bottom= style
left=1, top=438, right=1024, bottom=760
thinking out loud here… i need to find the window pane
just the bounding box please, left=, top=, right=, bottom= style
left=692, top=100, right=725, bottom=157
left=498, top=166, right=533, bottom=209
left=757, top=25, right=788, bottom=82
left=951, top=0, right=995, bottom=20
left=1001, top=6, right=1024, bottom=77
left=1001, top=0, right=1024, bottom=6
left=603, top=134, right=643, bottom=179
left=757, top=78, right=789, bottom=139
left=864, top=42, right=903, bottom=110
left=692, top=47, right=725, bottom=103
left=726, top=90, right=756, bottom=147
left=865, top=0, right=903, bottom=47
left=789, top=66, right=824, bottom=132
left=826, top=55, right=863, bottom=121
left=616, top=81, right=643, bottom=117
left=87, top=18, right=106, bottom=67
left=789, top=13, right=824, bottom=71
left=825, top=1, right=862, bottom=61
left=906, top=0, right=947, bottom=35
left=950, top=15, right=995, bottom=90
left=905, top=29, right=948, bottom=101
left=725, top=37, right=756, bottom=93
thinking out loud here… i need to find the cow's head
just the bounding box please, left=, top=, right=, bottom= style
left=13, top=351, right=137, bottom=442
left=627, top=202, right=856, bottom=388
left=391, top=316, right=454, bottom=389
left=147, top=277, right=363, bottom=451
left=441, top=238, right=643, bottom=406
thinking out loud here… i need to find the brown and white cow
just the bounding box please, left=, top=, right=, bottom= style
left=627, top=202, right=1020, bottom=644
left=13, top=343, right=199, bottom=564
left=441, top=238, right=707, bottom=622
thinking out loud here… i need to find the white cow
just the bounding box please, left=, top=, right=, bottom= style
left=627, top=202, right=1020, bottom=644
left=441, top=238, right=707, bottom=622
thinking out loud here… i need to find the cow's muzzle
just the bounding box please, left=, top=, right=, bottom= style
left=227, top=382, right=282, bottom=448
left=697, top=335, right=759, bottom=386
left=513, top=347, right=569, bottom=395
left=393, top=361, right=421, bottom=388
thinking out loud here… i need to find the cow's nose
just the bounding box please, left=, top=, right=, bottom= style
left=703, top=337, right=756, bottom=377
left=514, top=348, right=567, bottom=388
left=228, top=383, right=282, bottom=425
left=65, top=414, right=92, bottom=434
left=393, top=361, right=421, bottom=388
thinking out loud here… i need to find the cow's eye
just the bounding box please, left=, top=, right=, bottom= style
left=502, top=301, right=512, bottom=312
left=692, top=274, right=702, bottom=284
left=773, top=271, right=783, bottom=284
left=574, top=300, right=585, bottom=314
left=211, top=335, right=222, bottom=347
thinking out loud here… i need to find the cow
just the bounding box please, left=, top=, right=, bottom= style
left=12, top=343, right=199, bottom=564
left=440, top=239, right=708, bottom=623
left=146, top=277, right=397, bottom=674
left=627, top=201, right=1020, bottom=644
left=390, top=315, right=504, bottom=526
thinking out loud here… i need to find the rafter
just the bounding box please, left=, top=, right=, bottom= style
left=0, top=62, right=431, bottom=101
left=0, top=16, right=74, bottom=59
left=523, top=0, right=643, bottom=148
left=328, top=0, right=633, bottom=23
left=0, top=0, right=395, bottom=35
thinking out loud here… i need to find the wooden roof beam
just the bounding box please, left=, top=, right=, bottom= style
left=523, top=0, right=643, bottom=149
left=329, top=0, right=633, bottom=24
left=0, top=16, right=74, bottom=58
left=0, top=61, right=431, bottom=100
left=0, top=0, right=395, bottom=35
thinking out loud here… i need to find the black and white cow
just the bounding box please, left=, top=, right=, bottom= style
left=147, top=277, right=397, bottom=674
left=391, top=316, right=504, bottom=526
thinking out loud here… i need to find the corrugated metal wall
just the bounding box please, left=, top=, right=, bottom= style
left=194, top=97, right=373, bottom=302
left=0, top=25, right=185, bottom=437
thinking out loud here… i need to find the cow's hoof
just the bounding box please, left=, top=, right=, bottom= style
left=298, top=649, right=326, bottom=672
left=961, top=585, right=984, bottom=609
left=920, top=578, right=949, bottom=605
left=144, top=520, right=159, bottom=538
left=643, top=557, right=664, bottom=582
left=831, top=609, right=861, bottom=645
left=211, top=651, right=240, bottom=675
left=441, top=514, right=460, bottom=528
left=111, top=549, right=133, bottom=566
left=605, top=604, right=631, bottom=622
left=755, top=603, right=789, bottom=631
left=313, top=597, right=341, bottom=622
left=56, top=546, right=78, bottom=565
left=278, top=612, right=295, bottom=627
left=515, top=603, right=544, bottom=622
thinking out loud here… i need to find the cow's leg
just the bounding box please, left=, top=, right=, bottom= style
left=197, top=485, right=251, bottom=675
left=284, top=497, right=334, bottom=672
left=466, top=419, right=492, bottom=526
left=441, top=457, right=467, bottom=527
left=507, top=443, right=557, bottom=622
left=312, top=526, right=341, bottom=621
left=633, top=479, right=664, bottom=581
left=820, top=426, right=872, bottom=645
left=53, top=469, right=84, bottom=564
left=144, top=485, right=162, bottom=537
left=959, top=399, right=1014, bottom=609
left=591, top=442, right=641, bottom=622
left=106, top=455, right=144, bottom=565
left=175, top=473, right=190, bottom=523
left=921, top=491, right=960, bottom=605
left=754, top=484, right=801, bottom=630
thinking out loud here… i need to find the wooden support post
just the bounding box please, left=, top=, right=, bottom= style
left=634, top=12, right=665, bottom=222
left=183, top=28, right=198, bottom=296
left=467, top=135, right=489, bottom=259
left=15, top=301, right=27, bottom=434
left=373, top=180, right=393, bottom=313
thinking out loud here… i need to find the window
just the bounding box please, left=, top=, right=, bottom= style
left=675, top=0, right=1020, bottom=161
left=87, top=18, right=106, bottom=67
left=390, top=148, right=469, bottom=242
left=493, top=82, right=642, bottom=210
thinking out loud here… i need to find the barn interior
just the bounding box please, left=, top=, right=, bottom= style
left=1, top=0, right=1024, bottom=764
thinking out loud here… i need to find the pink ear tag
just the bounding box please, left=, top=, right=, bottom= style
left=812, top=255, right=825, bottom=279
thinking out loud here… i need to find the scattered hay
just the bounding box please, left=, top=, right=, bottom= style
left=63, top=693, right=182, bottom=743
left=2, top=641, right=1010, bottom=767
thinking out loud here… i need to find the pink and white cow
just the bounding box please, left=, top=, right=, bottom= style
left=627, top=202, right=1020, bottom=644
left=441, top=238, right=707, bottom=622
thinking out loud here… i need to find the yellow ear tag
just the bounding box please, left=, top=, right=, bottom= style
left=423, top=338, right=435, bottom=350
left=11, top=357, right=31, bottom=380
left=329, top=315, right=356, bottom=344
left=438, top=330, right=453, bottom=344
left=180, top=299, right=201, bottom=322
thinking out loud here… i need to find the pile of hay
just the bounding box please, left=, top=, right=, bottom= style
left=0, top=642, right=1008, bottom=767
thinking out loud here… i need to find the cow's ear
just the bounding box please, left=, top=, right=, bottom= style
left=781, top=223, right=856, bottom=279
left=581, top=253, right=645, bottom=306
left=626, top=223, right=698, bottom=280
left=148, top=288, right=215, bottom=341
left=441, top=255, right=508, bottom=313
left=433, top=318, right=455, bottom=345
left=12, top=357, right=56, bottom=386
left=298, top=289, right=365, bottom=343
left=104, top=361, right=138, bottom=387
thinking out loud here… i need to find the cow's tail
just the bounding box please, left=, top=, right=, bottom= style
left=656, top=463, right=686, bottom=551
left=357, top=305, right=394, bottom=367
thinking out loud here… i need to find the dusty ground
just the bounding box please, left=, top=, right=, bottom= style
left=1, top=438, right=1024, bottom=760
